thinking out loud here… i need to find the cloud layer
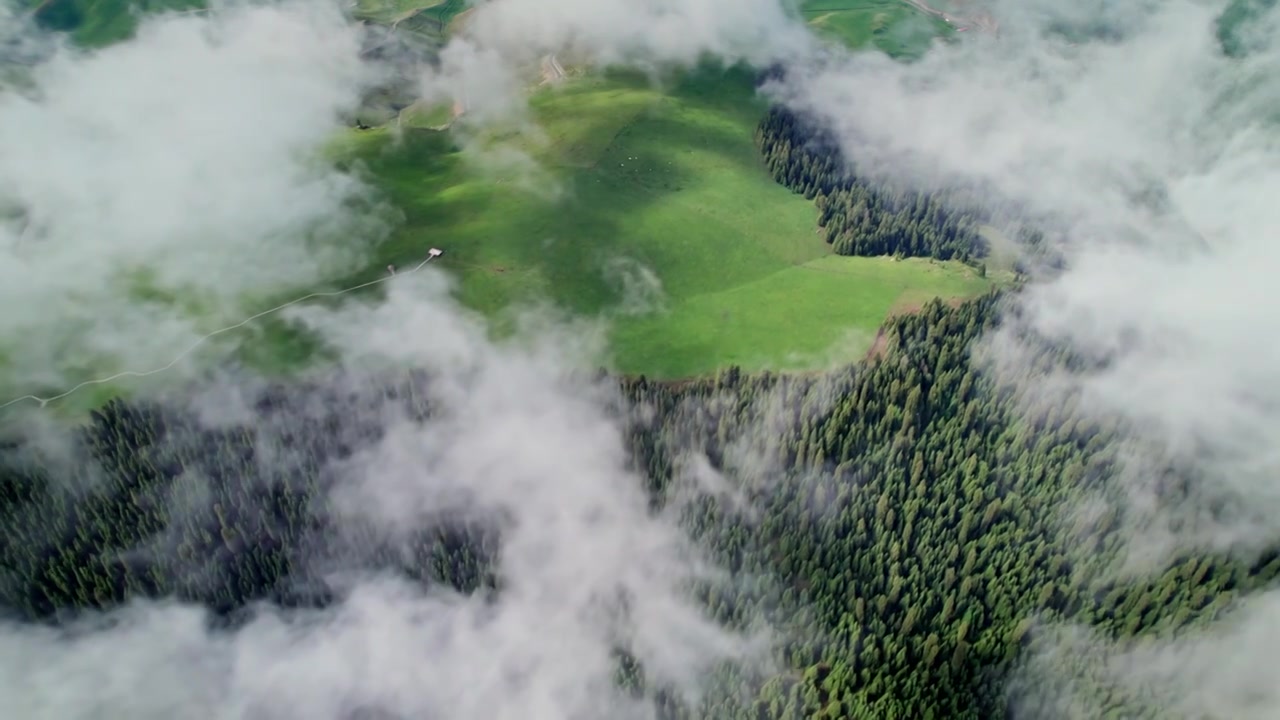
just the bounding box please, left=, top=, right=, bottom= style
left=0, top=1, right=381, bottom=393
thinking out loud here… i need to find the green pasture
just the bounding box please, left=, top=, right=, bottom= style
left=24, top=0, right=206, bottom=48
left=314, top=66, right=994, bottom=378
left=352, top=0, right=438, bottom=24
left=23, top=0, right=458, bottom=48
left=611, top=255, right=991, bottom=377
left=354, top=0, right=468, bottom=34
left=800, top=0, right=953, bottom=58
left=1, top=8, right=996, bottom=405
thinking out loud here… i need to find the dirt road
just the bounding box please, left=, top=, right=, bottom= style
left=540, top=53, right=567, bottom=84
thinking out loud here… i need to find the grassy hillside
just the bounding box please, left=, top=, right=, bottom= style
left=322, top=67, right=994, bottom=378
left=7, top=3, right=991, bottom=400
left=27, top=0, right=953, bottom=57
left=24, top=0, right=205, bottom=47
left=611, top=255, right=990, bottom=376
left=23, top=0, right=456, bottom=47
left=800, top=0, right=953, bottom=58
left=353, top=0, right=467, bottom=40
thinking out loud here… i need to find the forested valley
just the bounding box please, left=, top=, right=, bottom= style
left=2, top=103, right=1275, bottom=719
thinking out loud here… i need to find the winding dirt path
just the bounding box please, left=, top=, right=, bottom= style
left=539, top=53, right=566, bottom=84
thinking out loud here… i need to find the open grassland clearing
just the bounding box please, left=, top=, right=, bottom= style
left=352, top=0, right=446, bottom=24
left=13, top=66, right=993, bottom=390
left=357, top=0, right=468, bottom=35
left=0, top=10, right=1000, bottom=404
left=800, top=0, right=953, bottom=57
left=25, top=0, right=460, bottom=50
left=321, top=66, right=996, bottom=378
left=611, top=255, right=991, bottom=377
left=25, top=0, right=205, bottom=47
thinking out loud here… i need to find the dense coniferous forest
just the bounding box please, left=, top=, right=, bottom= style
left=755, top=106, right=989, bottom=263
left=627, top=295, right=1280, bottom=719
left=3, top=295, right=1277, bottom=718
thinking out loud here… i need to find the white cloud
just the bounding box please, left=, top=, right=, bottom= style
left=416, top=0, right=814, bottom=132
left=0, top=1, right=383, bottom=393
left=462, top=0, right=811, bottom=68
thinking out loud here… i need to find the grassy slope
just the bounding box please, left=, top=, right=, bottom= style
left=613, top=256, right=991, bottom=377
left=354, top=0, right=466, bottom=36
left=8, top=2, right=991, bottom=399
left=801, top=0, right=953, bottom=58
left=25, top=0, right=453, bottom=47
left=353, top=0, right=437, bottom=24
left=25, top=0, right=205, bottom=47
left=327, top=67, right=994, bottom=378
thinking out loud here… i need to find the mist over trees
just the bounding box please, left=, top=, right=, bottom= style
left=3, top=291, right=1274, bottom=718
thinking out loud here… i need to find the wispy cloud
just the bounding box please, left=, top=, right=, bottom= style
left=0, top=1, right=383, bottom=392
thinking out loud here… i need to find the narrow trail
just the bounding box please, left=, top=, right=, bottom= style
left=540, top=53, right=566, bottom=84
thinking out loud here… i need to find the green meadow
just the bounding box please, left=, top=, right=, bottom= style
left=23, top=0, right=206, bottom=47
left=317, top=66, right=993, bottom=378
left=800, top=0, right=953, bottom=58
left=354, top=0, right=470, bottom=37
left=24, top=0, right=459, bottom=49
left=611, top=255, right=990, bottom=377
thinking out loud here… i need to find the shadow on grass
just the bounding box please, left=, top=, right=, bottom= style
left=241, top=63, right=791, bottom=375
